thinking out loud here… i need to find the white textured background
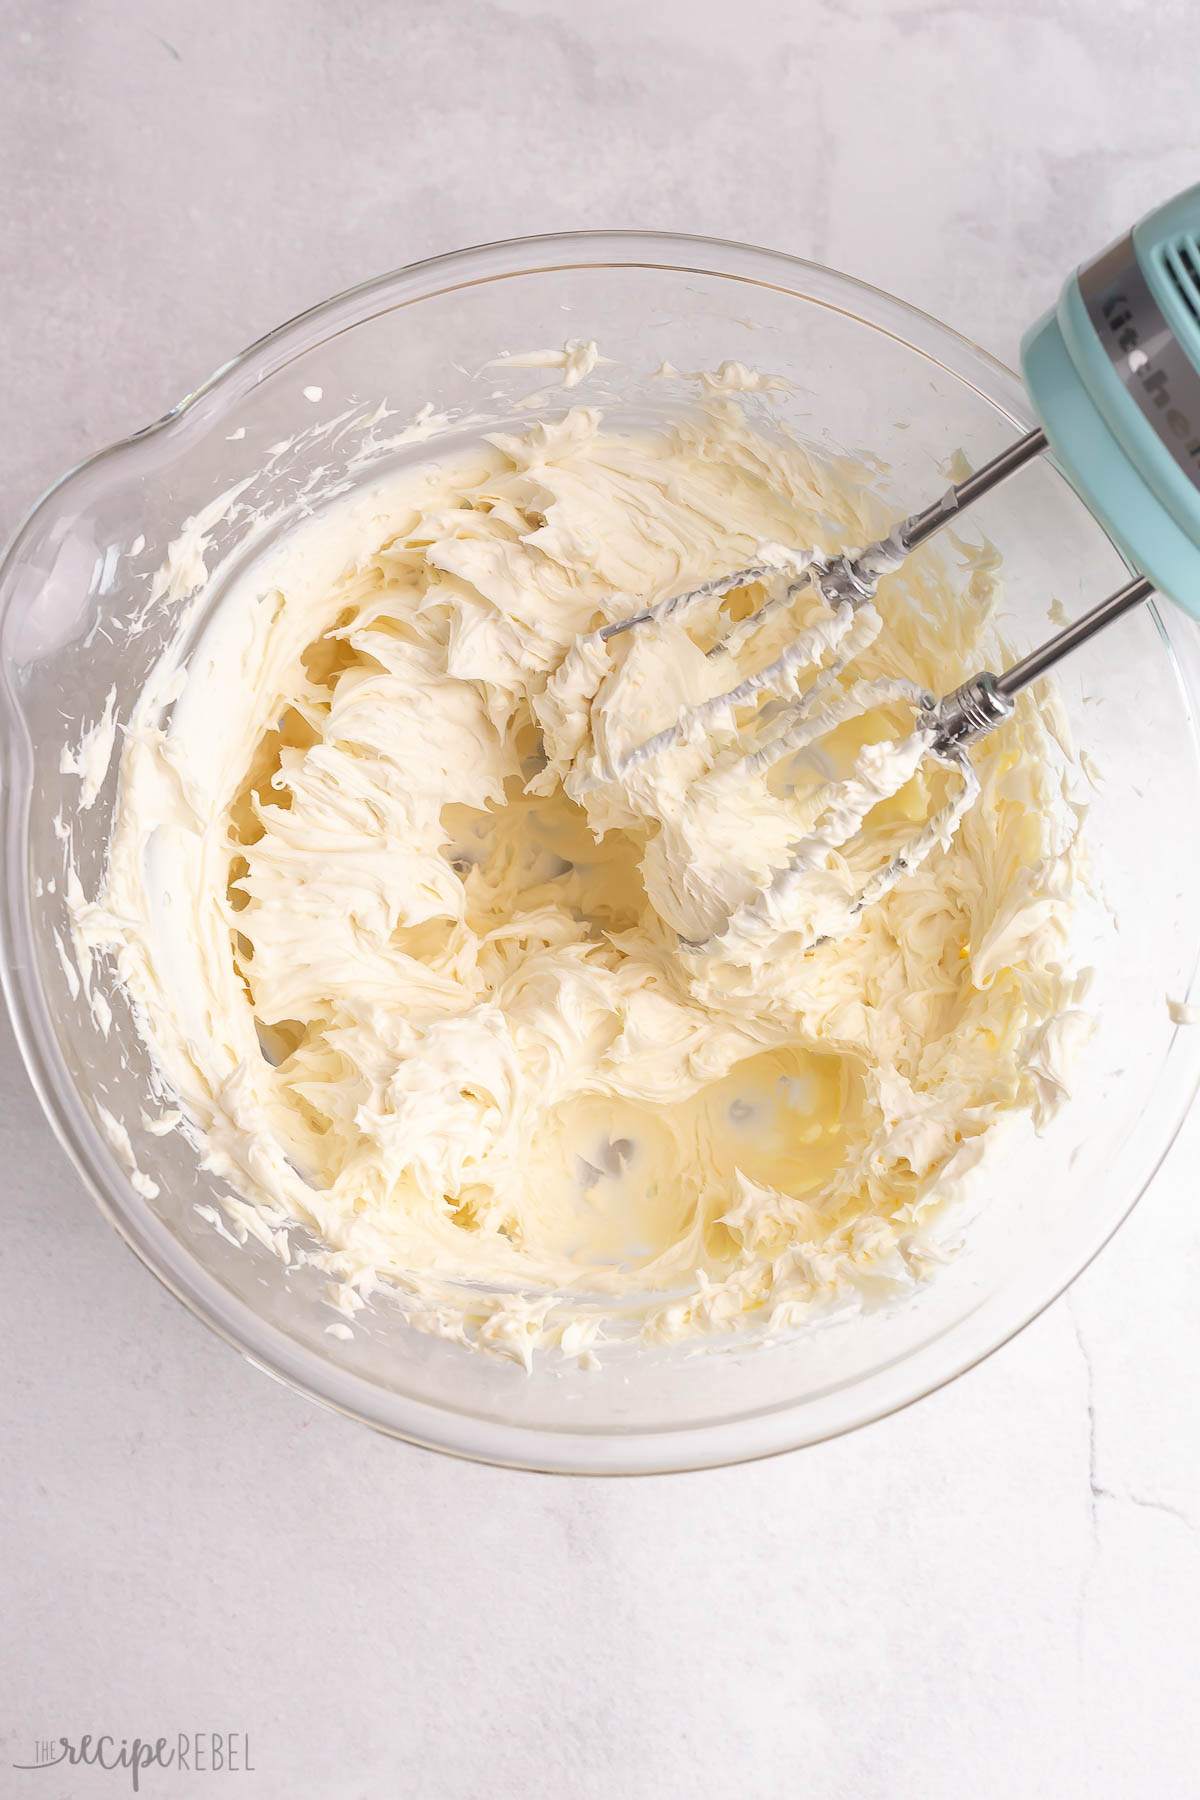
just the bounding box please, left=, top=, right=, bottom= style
left=3, top=3, right=1200, bottom=1796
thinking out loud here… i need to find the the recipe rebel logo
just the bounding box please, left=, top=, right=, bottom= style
left=12, top=1732, right=254, bottom=1790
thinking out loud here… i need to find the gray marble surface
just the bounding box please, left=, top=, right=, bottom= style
left=3, top=2, right=1199, bottom=1795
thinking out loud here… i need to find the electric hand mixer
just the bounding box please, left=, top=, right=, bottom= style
left=585, top=185, right=1200, bottom=951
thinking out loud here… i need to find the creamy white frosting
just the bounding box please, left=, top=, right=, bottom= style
left=59, top=685, right=117, bottom=809
left=76, top=386, right=1089, bottom=1366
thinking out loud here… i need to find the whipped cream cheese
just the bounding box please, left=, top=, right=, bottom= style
left=78, top=384, right=1089, bottom=1366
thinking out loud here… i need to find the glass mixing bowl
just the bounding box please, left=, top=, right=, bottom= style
left=4, top=232, right=1200, bottom=1474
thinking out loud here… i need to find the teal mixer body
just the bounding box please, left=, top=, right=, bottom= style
left=1022, top=185, right=1200, bottom=617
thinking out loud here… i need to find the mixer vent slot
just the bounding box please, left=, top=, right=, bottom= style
left=1163, top=236, right=1200, bottom=329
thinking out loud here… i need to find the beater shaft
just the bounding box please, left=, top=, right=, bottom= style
left=793, top=426, right=1049, bottom=611
left=599, top=426, right=1049, bottom=644
left=897, top=427, right=1048, bottom=555
left=929, top=573, right=1155, bottom=755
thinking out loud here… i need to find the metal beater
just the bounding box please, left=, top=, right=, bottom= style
left=582, top=184, right=1200, bottom=949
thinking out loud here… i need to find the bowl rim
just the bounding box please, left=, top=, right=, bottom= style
left=4, top=226, right=1200, bottom=1476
